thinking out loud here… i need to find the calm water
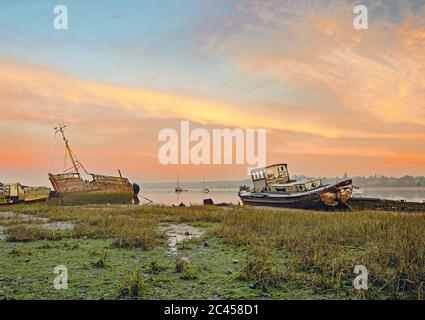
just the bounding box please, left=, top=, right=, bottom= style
left=138, top=189, right=240, bottom=206
left=353, top=188, right=425, bottom=203
left=138, top=187, right=425, bottom=206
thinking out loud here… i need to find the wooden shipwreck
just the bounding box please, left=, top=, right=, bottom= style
left=0, top=182, right=50, bottom=205
left=48, top=125, right=139, bottom=205
left=238, top=164, right=353, bottom=210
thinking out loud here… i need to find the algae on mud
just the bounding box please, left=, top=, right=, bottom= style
left=0, top=203, right=424, bottom=300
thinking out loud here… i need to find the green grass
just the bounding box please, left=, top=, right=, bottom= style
left=0, top=203, right=424, bottom=300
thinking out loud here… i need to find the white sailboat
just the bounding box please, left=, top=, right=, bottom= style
left=175, top=170, right=183, bottom=193
left=202, top=177, right=210, bottom=194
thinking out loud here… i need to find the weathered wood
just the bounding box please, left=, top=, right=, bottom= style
left=239, top=164, right=353, bottom=210
left=0, top=182, right=50, bottom=205
left=48, top=125, right=138, bottom=205
left=49, top=173, right=135, bottom=205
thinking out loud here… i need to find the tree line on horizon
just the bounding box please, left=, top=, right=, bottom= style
left=312, top=174, right=425, bottom=187
left=141, top=174, right=425, bottom=189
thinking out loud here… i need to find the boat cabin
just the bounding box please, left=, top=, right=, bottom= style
left=251, top=164, right=291, bottom=192
left=267, top=179, right=322, bottom=193
left=250, top=164, right=322, bottom=193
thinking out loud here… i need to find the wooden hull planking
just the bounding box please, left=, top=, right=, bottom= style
left=49, top=173, right=135, bottom=205
left=57, top=190, right=134, bottom=205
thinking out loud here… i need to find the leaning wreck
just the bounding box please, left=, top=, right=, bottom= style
left=0, top=182, right=50, bottom=205
left=48, top=125, right=139, bottom=205
left=238, top=164, right=353, bottom=210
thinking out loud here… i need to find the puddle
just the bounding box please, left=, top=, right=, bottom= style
left=158, top=223, right=205, bottom=254
left=42, top=221, right=74, bottom=231
left=0, top=212, right=14, bottom=219
left=0, top=212, right=49, bottom=222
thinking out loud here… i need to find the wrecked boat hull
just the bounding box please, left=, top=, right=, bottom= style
left=239, top=179, right=353, bottom=210
left=0, top=183, right=50, bottom=205
left=48, top=125, right=139, bottom=205
left=56, top=190, right=134, bottom=205
left=49, top=173, right=136, bottom=205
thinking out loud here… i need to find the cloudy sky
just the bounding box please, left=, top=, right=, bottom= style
left=1, top=0, right=424, bottom=185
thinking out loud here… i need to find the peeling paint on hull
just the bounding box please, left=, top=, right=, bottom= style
left=58, top=191, right=134, bottom=205
left=49, top=173, right=136, bottom=205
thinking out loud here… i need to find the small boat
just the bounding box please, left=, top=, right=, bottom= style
left=48, top=124, right=139, bottom=205
left=202, top=177, right=210, bottom=194
left=175, top=171, right=186, bottom=193
left=238, top=164, right=353, bottom=210
left=351, top=186, right=363, bottom=197
left=0, top=182, right=50, bottom=205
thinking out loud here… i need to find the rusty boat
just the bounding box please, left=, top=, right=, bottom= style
left=0, top=182, right=50, bottom=205
left=238, top=164, right=353, bottom=210
left=48, top=125, right=139, bottom=205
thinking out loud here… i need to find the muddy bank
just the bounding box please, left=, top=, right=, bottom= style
left=0, top=211, right=74, bottom=239
left=348, top=197, right=425, bottom=212
left=0, top=212, right=49, bottom=222
left=42, top=221, right=74, bottom=231
left=0, top=225, right=5, bottom=240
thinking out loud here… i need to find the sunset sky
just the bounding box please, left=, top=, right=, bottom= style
left=1, top=0, right=425, bottom=186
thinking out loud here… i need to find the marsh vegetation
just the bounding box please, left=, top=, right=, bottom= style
left=0, top=203, right=424, bottom=299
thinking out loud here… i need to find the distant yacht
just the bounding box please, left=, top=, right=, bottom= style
left=352, top=186, right=363, bottom=197
left=202, top=177, right=210, bottom=194
left=175, top=171, right=184, bottom=193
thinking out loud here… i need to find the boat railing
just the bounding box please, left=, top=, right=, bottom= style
left=51, top=173, right=81, bottom=179
left=91, top=174, right=130, bottom=185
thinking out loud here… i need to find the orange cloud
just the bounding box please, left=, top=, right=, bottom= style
left=201, top=1, right=425, bottom=127
left=0, top=58, right=346, bottom=138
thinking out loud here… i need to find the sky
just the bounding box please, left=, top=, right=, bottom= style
left=0, top=0, right=425, bottom=186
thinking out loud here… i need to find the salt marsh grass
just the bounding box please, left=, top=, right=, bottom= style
left=1, top=203, right=424, bottom=299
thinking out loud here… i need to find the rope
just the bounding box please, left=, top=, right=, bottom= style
left=48, top=134, right=59, bottom=173
left=63, top=146, right=68, bottom=173
left=140, top=195, right=153, bottom=205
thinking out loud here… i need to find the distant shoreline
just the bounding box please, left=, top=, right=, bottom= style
left=358, top=186, right=425, bottom=190
left=141, top=185, right=425, bottom=190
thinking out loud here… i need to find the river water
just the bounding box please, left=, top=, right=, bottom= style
left=139, top=189, right=240, bottom=206
left=138, top=187, right=425, bottom=206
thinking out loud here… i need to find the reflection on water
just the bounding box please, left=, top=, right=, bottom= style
left=138, top=187, right=425, bottom=206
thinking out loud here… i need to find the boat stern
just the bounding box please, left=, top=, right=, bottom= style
left=319, top=179, right=353, bottom=207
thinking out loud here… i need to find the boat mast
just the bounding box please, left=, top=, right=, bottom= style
left=202, top=176, right=210, bottom=194
left=55, top=124, right=88, bottom=175
left=177, top=170, right=180, bottom=188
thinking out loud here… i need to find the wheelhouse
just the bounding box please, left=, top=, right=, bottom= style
left=250, top=164, right=322, bottom=194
